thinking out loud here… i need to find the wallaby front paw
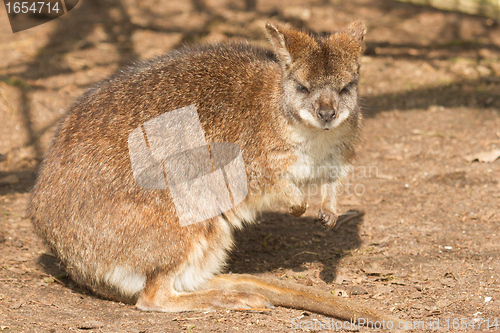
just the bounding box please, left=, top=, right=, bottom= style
left=289, top=202, right=308, bottom=217
left=318, top=209, right=338, bottom=228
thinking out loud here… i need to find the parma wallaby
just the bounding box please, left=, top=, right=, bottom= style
left=29, top=21, right=401, bottom=325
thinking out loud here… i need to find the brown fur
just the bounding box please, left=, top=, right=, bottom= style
left=29, top=22, right=400, bottom=325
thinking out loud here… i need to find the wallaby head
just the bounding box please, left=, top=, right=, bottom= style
left=265, top=22, right=366, bottom=131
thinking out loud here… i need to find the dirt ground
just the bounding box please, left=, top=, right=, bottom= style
left=1, top=0, right=500, bottom=332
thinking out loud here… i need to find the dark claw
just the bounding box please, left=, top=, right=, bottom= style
left=289, top=203, right=307, bottom=217
left=318, top=209, right=338, bottom=228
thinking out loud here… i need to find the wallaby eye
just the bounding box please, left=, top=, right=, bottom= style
left=296, top=83, right=309, bottom=94
left=340, top=82, right=355, bottom=95
left=340, top=84, right=351, bottom=95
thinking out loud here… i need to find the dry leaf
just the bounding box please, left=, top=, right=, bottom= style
left=465, top=149, right=500, bottom=163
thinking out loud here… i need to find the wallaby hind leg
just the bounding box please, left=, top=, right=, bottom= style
left=136, top=273, right=273, bottom=312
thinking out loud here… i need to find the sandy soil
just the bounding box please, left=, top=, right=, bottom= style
left=1, top=0, right=499, bottom=331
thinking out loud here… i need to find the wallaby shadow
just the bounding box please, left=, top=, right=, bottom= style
left=37, top=253, right=65, bottom=277
left=228, top=211, right=364, bottom=285
left=36, top=253, right=96, bottom=297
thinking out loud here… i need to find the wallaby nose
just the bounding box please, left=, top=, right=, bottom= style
left=317, top=107, right=337, bottom=123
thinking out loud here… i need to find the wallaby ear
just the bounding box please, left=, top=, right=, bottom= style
left=340, top=21, right=367, bottom=46
left=265, top=23, right=315, bottom=68
left=265, top=23, right=293, bottom=65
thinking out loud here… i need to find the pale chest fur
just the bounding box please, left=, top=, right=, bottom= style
left=286, top=125, right=353, bottom=185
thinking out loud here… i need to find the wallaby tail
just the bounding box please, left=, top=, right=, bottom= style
left=208, top=273, right=403, bottom=328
